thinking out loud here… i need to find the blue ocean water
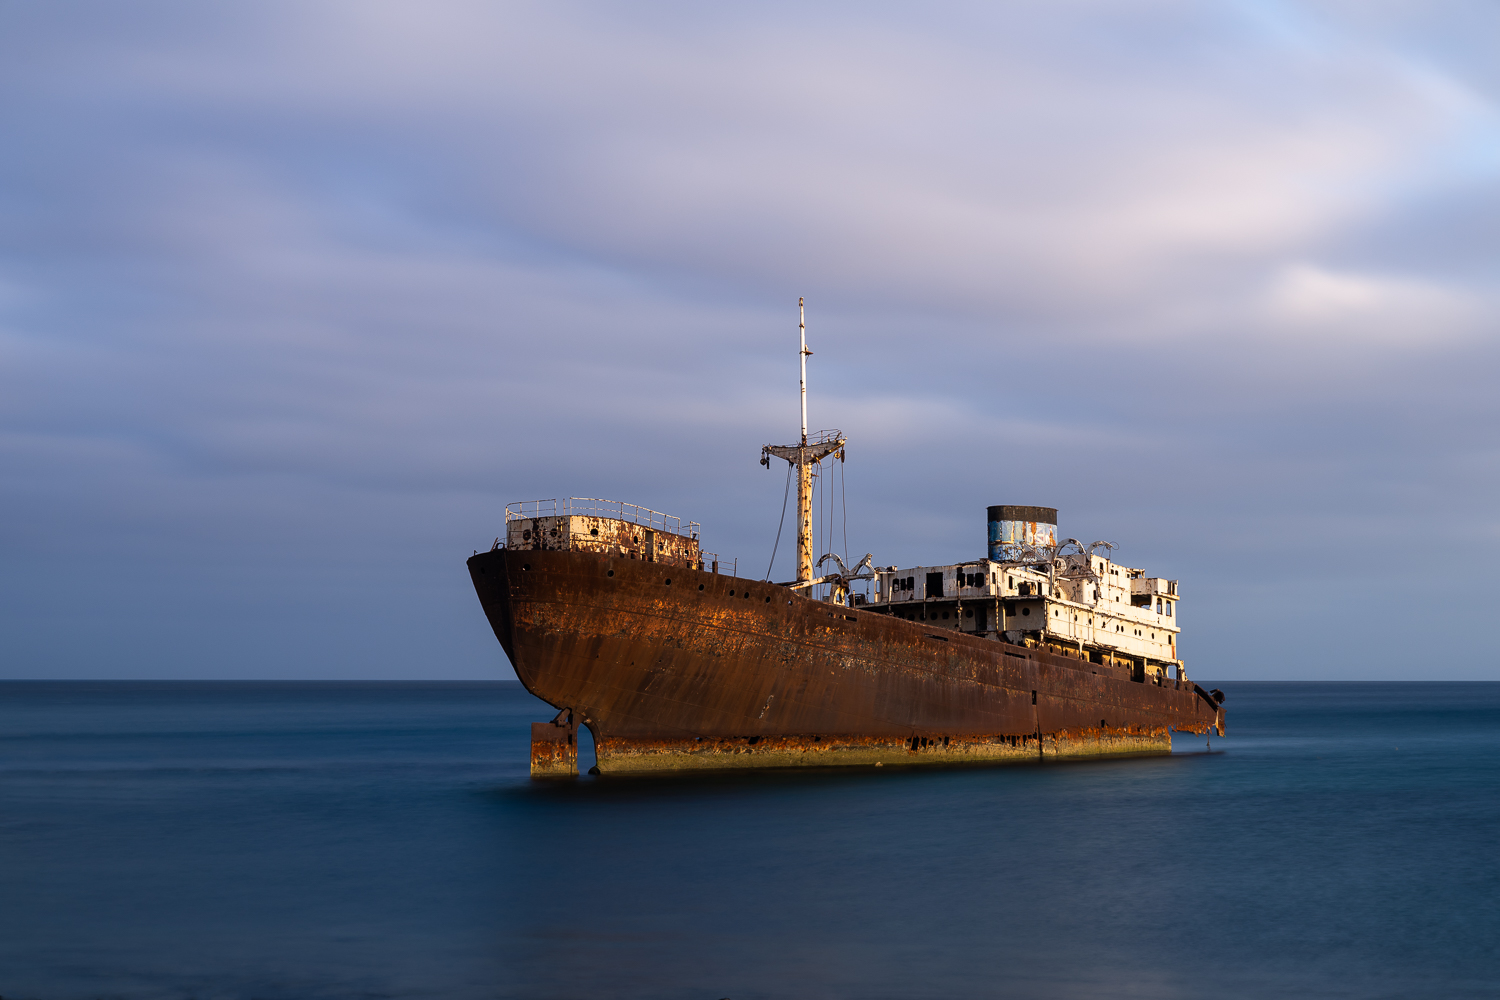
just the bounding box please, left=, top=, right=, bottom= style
left=2, top=682, right=1497, bottom=1000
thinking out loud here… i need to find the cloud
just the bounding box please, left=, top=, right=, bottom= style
left=1261, top=263, right=1485, bottom=344
left=2, top=1, right=1500, bottom=679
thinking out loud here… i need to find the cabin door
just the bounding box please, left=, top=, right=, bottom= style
left=974, top=603, right=988, bottom=633
left=644, top=529, right=655, bottom=562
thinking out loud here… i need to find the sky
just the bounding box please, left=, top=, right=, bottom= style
left=3, top=1, right=1499, bottom=681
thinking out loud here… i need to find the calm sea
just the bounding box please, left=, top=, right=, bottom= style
left=2, top=682, right=1497, bottom=1000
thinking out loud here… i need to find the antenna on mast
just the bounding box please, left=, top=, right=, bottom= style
left=762, top=298, right=845, bottom=586
left=799, top=297, right=809, bottom=446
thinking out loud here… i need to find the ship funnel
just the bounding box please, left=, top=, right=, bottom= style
left=987, top=505, right=1057, bottom=562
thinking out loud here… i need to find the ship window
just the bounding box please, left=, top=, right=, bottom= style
left=607, top=570, right=613, bottom=577
left=590, top=527, right=599, bottom=536
left=942, top=611, right=950, bottom=619
left=522, top=530, right=531, bottom=540
left=664, top=579, right=671, bottom=585
left=698, top=584, right=704, bottom=590
left=964, top=609, right=973, bottom=618
left=729, top=590, right=735, bottom=596
left=1021, top=607, right=1030, bottom=616
left=1165, top=602, right=1173, bottom=616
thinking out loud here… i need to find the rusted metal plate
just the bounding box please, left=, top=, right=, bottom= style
left=468, top=548, right=1223, bottom=776
left=529, top=708, right=578, bottom=777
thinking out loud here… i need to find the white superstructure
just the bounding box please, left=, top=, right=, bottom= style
left=864, top=505, right=1185, bottom=684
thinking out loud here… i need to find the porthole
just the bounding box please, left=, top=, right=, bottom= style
left=522, top=564, right=531, bottom=572
left=664, top=578, right=671, bottom=585
left=522, top=530, right=531, bottom=540
left=1021, top=607, right=1031, bottom=616
left=590, top=528, right=599, bottom=536
left=607, top=570, right=614, bottom=577
left=698, top=584, right=704, bottom=591
left=549, top=528, right=558, bottom=537
left=942, top=611, right=950, bottom=619
left=964, top=609, right=973, bottom=618
left=729, top=590, right=735, bottom=596
left=764, top=596, right=771, bottom=603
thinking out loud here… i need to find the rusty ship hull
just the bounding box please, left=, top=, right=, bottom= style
left=467, top=546, right=1226, bottom=775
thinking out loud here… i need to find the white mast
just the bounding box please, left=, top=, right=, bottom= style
left=762, top=298, right=845, bottom=584
left=799, top=296, right=808, bottom=447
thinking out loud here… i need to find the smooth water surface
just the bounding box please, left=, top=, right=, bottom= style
left=2, top=682, right=1497, bottom=999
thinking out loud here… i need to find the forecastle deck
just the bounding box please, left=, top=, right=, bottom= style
left=467, top=546, right=1226, bottom=776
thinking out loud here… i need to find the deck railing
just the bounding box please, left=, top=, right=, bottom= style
left=697, top=552, right=736, bottom=575
left=505, top=498, right=701, bottom=539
